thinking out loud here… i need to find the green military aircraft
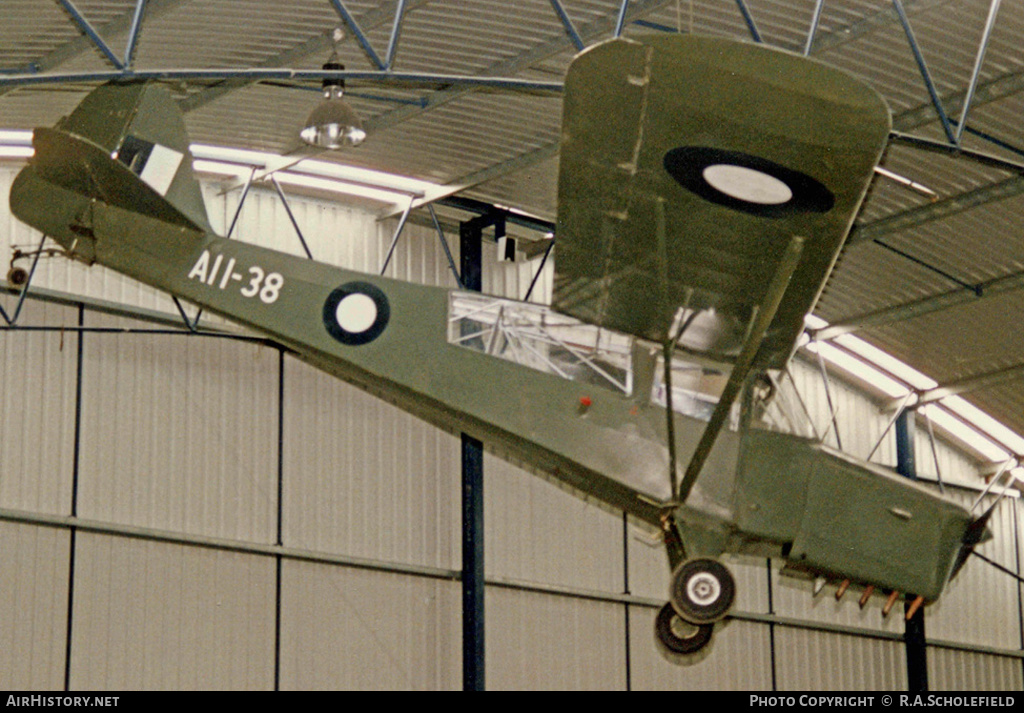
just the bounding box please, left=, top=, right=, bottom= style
left=8, top=34, right=993, bottom=658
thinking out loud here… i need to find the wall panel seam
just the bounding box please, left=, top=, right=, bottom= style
left=62, top=303, right=83, bottom=692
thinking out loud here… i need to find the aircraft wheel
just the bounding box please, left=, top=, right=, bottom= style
left=6, top=266, right=28, bottom=287
left=670, top=558, right=735, bottom=625
left=654, top=602, right=714, bottom=656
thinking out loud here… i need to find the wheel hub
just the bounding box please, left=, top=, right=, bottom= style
left=686, top=572, right=721, bottom=606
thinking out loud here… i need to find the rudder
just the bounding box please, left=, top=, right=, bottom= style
left=11, top=81, right=211, bottom=243
left=61, top=82, right=210, bottom=231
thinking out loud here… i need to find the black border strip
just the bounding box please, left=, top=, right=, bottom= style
left=663, top=146, right=834, bottom=217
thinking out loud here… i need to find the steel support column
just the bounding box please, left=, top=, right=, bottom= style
left=460, top=216, right=486, bottom=691
left=887, top=361, right=1024, bottom=411
left=896, top=409, right=928, bottom=691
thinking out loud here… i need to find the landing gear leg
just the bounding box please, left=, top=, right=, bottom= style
left=661, top=511, right=686, bottom=571
left=655, top=516, right=725, bottom=657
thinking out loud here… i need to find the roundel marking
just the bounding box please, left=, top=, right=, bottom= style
left=663, top=146, right=835, bottom=218
left=336, top=293, right=378, bottom=333
left=323, top=281, right=390, bottom=345
left=702, top=164, right=793, bottom=205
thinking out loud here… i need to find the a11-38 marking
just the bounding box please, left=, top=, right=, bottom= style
left=187, top=249, right=284, bottom=304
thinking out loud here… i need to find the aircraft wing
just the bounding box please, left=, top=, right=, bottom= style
left=553, top=36, right=891, bottom=368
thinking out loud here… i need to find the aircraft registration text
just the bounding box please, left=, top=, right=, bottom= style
left=187, top=249, right=284, bottom=304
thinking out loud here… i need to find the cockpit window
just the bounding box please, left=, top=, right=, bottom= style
left=651, top=354, right=739, bottom=428
left=448, top=292, right=633, bottom=396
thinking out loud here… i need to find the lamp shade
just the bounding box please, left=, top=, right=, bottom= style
left=300, top=58, right=366, bottom=149
left=300, top=84, right=366, bottom=149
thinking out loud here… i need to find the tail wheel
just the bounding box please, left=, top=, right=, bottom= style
left=654, top=602, right=714, bottom=655
left=7, top=266, right=28, bottom=287
left=670, top=558, right=735, bottom=625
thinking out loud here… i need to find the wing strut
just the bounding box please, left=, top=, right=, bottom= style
left=663, top=292, right=695, bottom=501
left=676, top=235, right=806, bottom=502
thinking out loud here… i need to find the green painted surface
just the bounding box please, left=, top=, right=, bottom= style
left=554, top=36, right=891, bottom=368
left=737, top=429, right=973, bottom=600
left=8, top=36, right=981, bottom=608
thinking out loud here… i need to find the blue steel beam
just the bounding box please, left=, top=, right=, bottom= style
left=871, top=239, right=979, bottom=294
left=524, top=239, right=555, bottom=303
left=0, top=68, right=563, bottom=94
left=180, top=0, right=435, bottom=113
left=384, top=0, right=408, bottom=71
left=171, top=296, right=203, bottom=333
left=894, top=410, right=928, bottom=692
left=614, top=0, right=631, bottom=38
left=803, top=0, right=825, bottom=56
left=0, top=233, right=46, bottom=327
left=549, top=0, right=585, bottom=52
left=956, top=0, right=1003, bottom=143
left=0, top=0, right=188, bottom=98
left=734, top=0, right=763, bottom=43
left=56, top=0, right=125, bottom=70
left=461, top=432, right=484, bottom=690
left=458, top=217, right=485, bottom=690
left=380, top=196, right=414, bottom=276
left=270, top=177, right=315, bottom=261
left=960, top=124, right=1024, bottom=161
left=891, top=0, right=956, bottom=144
left=888, top=131, right=1024, bottom=174
left=360, top=0, right=673, bottom=135
left=427, top=204, right=464, bottom=289
left=123, top=0, right=148, bottom=69
left=329, top=0, right=387, bottom=70
left=632, top=19, right=678, bottom=33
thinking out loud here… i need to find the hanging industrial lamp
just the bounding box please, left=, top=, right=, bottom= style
left=300, top=33, right=365, bottom=149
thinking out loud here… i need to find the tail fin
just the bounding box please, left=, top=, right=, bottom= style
left=11, top=82, right=210, bottom=240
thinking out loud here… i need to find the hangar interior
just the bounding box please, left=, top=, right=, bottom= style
left=2, top=0, right=1024, bottom=691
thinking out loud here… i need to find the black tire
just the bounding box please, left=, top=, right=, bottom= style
left=670, top=558, right=735, bottom=625
left=7, top=266, right=28, bottom=287
left=654, top=602, right=714, bottom=656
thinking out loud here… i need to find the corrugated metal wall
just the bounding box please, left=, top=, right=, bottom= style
left=1, top=164, right=1022, bottom=689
